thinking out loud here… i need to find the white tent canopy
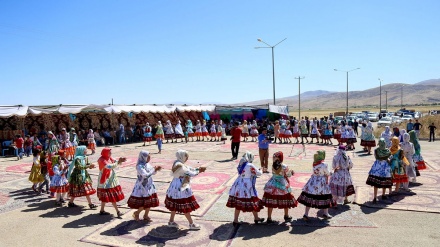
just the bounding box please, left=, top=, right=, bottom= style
left=0, top=104, right=216, bottom=118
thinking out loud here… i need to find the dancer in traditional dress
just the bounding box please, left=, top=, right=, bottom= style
left=409, top=130, right=426, bottom=171
left=164, top=150, right=206, bottom=230
left=261, top=151, right=297, bottom=223
left=380, top=126, right=393, bottom=148
left=87, top=129, right=96, bottom=155
left=154, top=121, right=165, bottom=140
left=201, top=120, right=209, bottom=141
left=59, top=128, right=73, bottom=159
left=274, top=120, right=281, bottom=143
left=360, top=122, right=376, bottom=155
left=309, top=120, right=320, bottom=143
left=366, top=138, right=392, bottom=203
left=29, top=148, right=44, bottom=192
left=68, top=128, right=78, bottom=160
left=283, top=122, right=293, bottom=143
left=400, top=133, right=417, bottom=189
left=127, top=150, right=162, bottom=221
left=300, top=119, right=309, bottom=144
left=50, top=155, right=69, bottom=206
left=67, top=146, right=98, bottom=209
left=241, top=120, right=249, bottom=142
left=297, top=150, right=335, bottom=220
left=209, top=121, right=217, bottom=141
left=329, top=146, right=355, bottom=205
left=143, top=123, right=153, bottom=146
left=250, top=120, right=259, bottom=142
left=96, top=147, right=126, bottom=216
left=390, top=137, right=409, bottom=194
left=195, top=120, right=202, bottom=141
left=164, top=120, right=175, bottom=143
left=46, top=131, right=60, bottom=155
left=321, top=121, right=333, bottom=145
left=399, top=129, right=407, bottom=143
left=292, top=120, right=300, bottom=143
left=279, top=120, right=286, bottom=143
left=220, top=120, right=228, bottom=144
left=333, top=123, right=342, bottom=145
left=217, top=120, right=224, bottom=142
left=346, top=126, right=357, bottom=150
left=174, top=120, right=185, bottom=143
left=186, top=120, right=195, bottom=142
left=339, top=123, right=348, bottom=145
left=226, top=151, right=264, bottom=227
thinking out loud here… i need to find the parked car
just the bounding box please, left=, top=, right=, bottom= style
left=391, top=116, right=402, bottom=124
left=377, top=117, right=392, bottom=127
left=367, top=113, right=379, bottom=122
left=401, top=115, right=414, bottom=121
left=414, top=112, right=422, bottom=119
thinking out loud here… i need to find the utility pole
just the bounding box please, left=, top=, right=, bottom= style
left=295, top=76, right=305, bottom=120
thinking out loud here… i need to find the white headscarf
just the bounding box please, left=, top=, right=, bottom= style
left=175, top=149, right=188, bottom=163
left=137, top=150, right=150, bottom=165
left=400, top=129, right=407, bottom=136
left=385, top=126, right=390, bottom=134
left=239, top=151, right=254, bottom=166
left=403, top=133, right=410, bottom=143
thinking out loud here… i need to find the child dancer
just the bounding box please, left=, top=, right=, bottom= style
left=409, top=130, right=426, bottom=171
left=226, top=151, right=265, bottom=226
left=186, top=120, right=195, bottom=142
left=261, top=151, right=297, bottom=223
left=400, top=133, right=417, bottom=189
left=195, top=120, right=202, bottom=141
left=360, top=122, right=376, bottom=155
left=143, top=123, right=153, bottom=146
left=217, top=120, right=224, bottom=142
left=298, top=150, right=335, bottom=220
left=50, top=155, right=69, bottom=206
left=309, top=120, right=320, bottom=143
left=154, top=121, right=165, bottom=143
left=164, top=150, right=206, bottom=230
left=389, top=137, right=409, bottom=194
left=241, top=120, right=250, bottom=142
left=157, top=137, right=163, bottom=154
left=87, top=129, right=96, bottom=155
left=346, top=126, right=357, bottom=150
left=209, top=121, right=217, bottom=141
left=127, top=150, right=162, bottom=221
left=97, top=147, right=126, bottom=217
left=67, top=146, right=98, bottom=209
left=250, top=120, right=259, bottom=142
left=366, top=138, right=392, bottom=203
left=29, top=149, right=44, bottom=192
left=329, top=146, right=355, bottom=205
left=201, top=120, right=209, bottom=141
left=38, top=151, right=51, bottom=195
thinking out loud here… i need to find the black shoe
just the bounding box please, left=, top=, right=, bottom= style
left=372, top=198, right=377, bottom=204
left=254, top=218, right=265, bottom=224
left=266, top=218, right=275, bottom=224
left=116, top=211, right=123, bottom=218
left=284, top=215, right=292, bottom=222
left=232, top=222, right=241, bottom=227
left=99, top=211, right=111, bottom=215
left=382, top=195, right=388, bottom=200
left=302, top=215, right=310, bottom=221
left=55, top=201, right=62, bottom=206
left=89, top=203, right=97, bottom=209
left=68, top=202, right=77, bottom=207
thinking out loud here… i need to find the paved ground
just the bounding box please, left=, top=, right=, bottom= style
left=0, top=137, right=439, bottom=247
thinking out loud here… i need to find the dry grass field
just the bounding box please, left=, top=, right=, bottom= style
left=373, top=114, right=440, bottom=139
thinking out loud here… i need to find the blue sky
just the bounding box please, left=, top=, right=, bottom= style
left=1, top=0, right=439, bottom=106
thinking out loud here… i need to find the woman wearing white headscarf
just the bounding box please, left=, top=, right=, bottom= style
left=165, top=150, right=206, bottom=230
left=400, top=133, right=417, bottom=189
left=174, top=120, right=185, bottom=142
left=226, top=151, right=264, bottom=227
left=361, top=122, right=376, bottom=155
left=329, top=146, right=355, bottom=205
left=381, top=126, right=393, bottom=148
left=127, top=150, right=162, bottom=221
left=164, top=120, right=175, bottom=143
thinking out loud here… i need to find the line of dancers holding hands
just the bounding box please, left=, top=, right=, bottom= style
left=28, top=144, right=359, bottom=230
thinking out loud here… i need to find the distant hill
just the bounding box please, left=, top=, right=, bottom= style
left=233, top=79, right=440, bottom=109
left=236, top=90, right=334, bottom=106
left=415, top=79, right=440, bottom=86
